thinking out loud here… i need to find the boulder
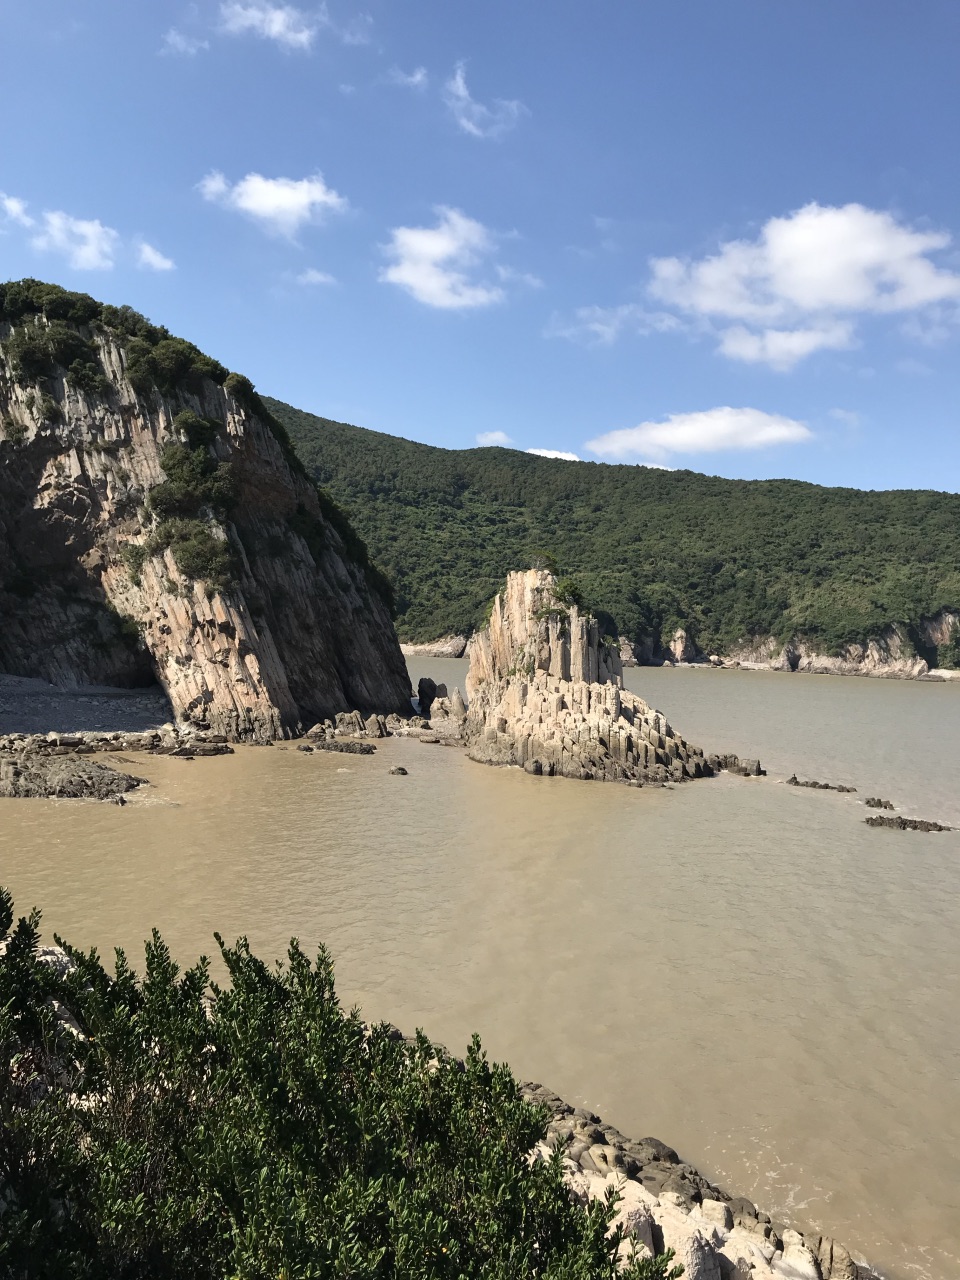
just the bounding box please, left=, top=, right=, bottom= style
left=417, top=677, right=438, bottom=718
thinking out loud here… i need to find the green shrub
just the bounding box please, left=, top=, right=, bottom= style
left=0, top=887, right=680, bottom=1280
left=2, top=416, right=26, bottom=446
left=4, top=319, right=107, bottom=394
left=172, top=408, right=219, bottom=451
left=146, top=518, right=236, bottom=592
left=147, top=441, right=237, bottom=521
left=121, top=544, right=148, bottom=586
left=127, top=336, right=227, bottom=396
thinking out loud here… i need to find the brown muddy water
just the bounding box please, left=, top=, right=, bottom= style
left=2, top=661, right=960, bottom=1280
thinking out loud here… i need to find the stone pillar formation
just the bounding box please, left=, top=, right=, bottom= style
left=465, top=569, right=715, bottom=785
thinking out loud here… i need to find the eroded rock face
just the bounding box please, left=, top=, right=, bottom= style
left=465, top=570, right=712, bottom=785
left=0, top=318, right=411, bottom=740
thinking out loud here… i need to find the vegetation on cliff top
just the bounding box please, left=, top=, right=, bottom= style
left=265, top=398, right=960, bottom=663
left=0, top=888, right=677, bottom=1279
left=0, top=281, right=393, bottom=610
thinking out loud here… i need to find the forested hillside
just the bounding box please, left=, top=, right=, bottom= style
left=266, top=397, right=960, bottom=662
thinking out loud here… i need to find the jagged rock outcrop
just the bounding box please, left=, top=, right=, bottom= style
left=465, top=570, right=715, bottom=784
left=0, top=752, right=144, bottom=801
left=0, top=285, right=411, bottom=740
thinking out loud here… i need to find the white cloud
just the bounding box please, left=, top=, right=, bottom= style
left=199, top=170, right=346, bottom=237
left=527, top=448, right=580, bottom=461
left=476, top=430, right=513, bottom=446
left=379, top=206, right=506, bottom=310
left=443, top=61, right=526, bottom=139
left=31, top=211, right=119, bottom=270
left=547, top=303, right=682, bottom=346
left=648, top=203, right=960, bottom=370
left=1, top=194, right=34, bottom=228
left=716, top=321, right=854, bottom=370
left=388, top=65, right=428, bottom=89
left=586, top=407, right=812, bottom=462
left=162, top=28, right=209, bottom=55
left=219, top=2, right=319, bottom=50
left=297, top=267, right=337, bottom=285
left=219, top=2, right=371, bottom=49
left=137, top=241, right=175, bottom=272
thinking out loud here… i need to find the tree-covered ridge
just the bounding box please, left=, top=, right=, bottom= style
left=0, top=888, right=677, bottom=1279
left=265, top=397, right=960, bottom=662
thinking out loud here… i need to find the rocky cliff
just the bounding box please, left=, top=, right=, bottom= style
left=465, top=570, right=741, bottom=784
left=0, top=281, right=411, bottom=740
left=627, top=611, right=960, bottom=680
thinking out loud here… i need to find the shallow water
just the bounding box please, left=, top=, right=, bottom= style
left=2, top=663, right=959, bottom=1279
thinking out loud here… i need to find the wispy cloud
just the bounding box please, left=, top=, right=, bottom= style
left=648, top=203, right=960, bottom=370
left=2, top=191, right=172, bottom=273
left=380, top=207, right=507, bottom=310
left=219, top=2, right=320, bottom=50
left=161, top=27, right=209, bottom=56
left=137, top=241, right=176, bottom=271
left=297, top=267, right=337, bottom=285
left=443, top=61, right=526, bottom=139
left=31, top=211, right=120, bottom=271
left=476, top=430, right=513, bottom=446
left=218, top=2, right=371, bottom=50
left=199, top=170, right=347, bottom=238
left=527, top=448, right=580, bottom=461
left=1, top=194, right=34, bottom=228
left=547, top=303, right=682, bottom=346
left=586, top=407, right=812, bottom=462
left=387, top=65, right=428, bottom=90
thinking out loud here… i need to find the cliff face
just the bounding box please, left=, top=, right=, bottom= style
left=0, top=301, right=411, bottom=739
left=465, top=570, right=723, bottom=784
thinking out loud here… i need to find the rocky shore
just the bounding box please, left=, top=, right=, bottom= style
left=516, top=1080, right=879, bottom=1280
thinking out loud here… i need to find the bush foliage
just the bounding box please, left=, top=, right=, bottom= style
left=144, top=518, right=236, bottom=592
left=0, top=889, right=680, bottom=1280
left=265, top=398, right=960, bottom=661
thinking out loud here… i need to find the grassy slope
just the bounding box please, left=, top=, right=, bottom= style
left=265, top=397, right=960, bottom=662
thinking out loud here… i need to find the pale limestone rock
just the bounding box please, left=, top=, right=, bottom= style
left=653, top=1200, right=723, bottom=1280
left=465, top=570, right=711, bottom=786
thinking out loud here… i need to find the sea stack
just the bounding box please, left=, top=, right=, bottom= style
left=465, top=569, right=712, bottom=784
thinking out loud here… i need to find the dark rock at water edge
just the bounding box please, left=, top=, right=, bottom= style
left=786, top=775, right=856, bottom=793
left=0, top=753, right=144, bottom=801
left=865, top=814, right=952, bottom=832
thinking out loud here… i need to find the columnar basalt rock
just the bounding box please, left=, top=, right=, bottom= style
left=465, top=570, right=717, bottom=785
left=0, top=304, right=411, bottom=740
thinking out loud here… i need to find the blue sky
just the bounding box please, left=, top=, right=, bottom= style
left=2, top=1, right=958, bottom=490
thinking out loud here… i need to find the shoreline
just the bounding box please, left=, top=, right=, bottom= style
left=400, top=639, right=960, bottom=682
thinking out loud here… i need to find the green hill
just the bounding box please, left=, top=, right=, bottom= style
left=265, top=397, right=960, bottom=665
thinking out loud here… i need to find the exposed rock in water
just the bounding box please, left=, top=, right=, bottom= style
left=865, top=814, right=952, bottom=832
left=864, top=797, right=895, bottom=810
left=786, top=775, right=857, bottom=793
left=464, top=570, right=750, bottom=785
left=0, top=752, right=144, bottom=801
left=311, top=740, right=376, bottom=755
left=417, top=677, right=437, bottom=718
left=0, top=285, right=411, bottom=742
